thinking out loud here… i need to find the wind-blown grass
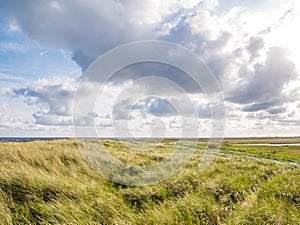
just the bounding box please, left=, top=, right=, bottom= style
left=0, top=139, right=299, bottom=224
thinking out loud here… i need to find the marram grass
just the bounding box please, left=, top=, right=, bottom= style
left=0, top=139, right=299, bottom=224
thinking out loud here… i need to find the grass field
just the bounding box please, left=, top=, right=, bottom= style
left=0, top=139, right=299, bottom=224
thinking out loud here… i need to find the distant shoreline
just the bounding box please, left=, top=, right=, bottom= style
left=0, top=137, right=71, bottom=142
left=1, top=136, right=300, bottom=143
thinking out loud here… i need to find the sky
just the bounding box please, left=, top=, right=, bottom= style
left=0, top=0, right=299, bottom=137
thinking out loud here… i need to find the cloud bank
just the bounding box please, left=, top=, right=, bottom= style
left=0, top=0, right=299, bottom=136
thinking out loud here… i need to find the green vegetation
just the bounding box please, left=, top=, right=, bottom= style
left=0, top=139, right=299, bottom=224
left=221, top=142, right=300, bottom=162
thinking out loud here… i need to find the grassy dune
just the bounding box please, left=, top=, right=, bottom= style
left=0, top=139, right=299, bottom=224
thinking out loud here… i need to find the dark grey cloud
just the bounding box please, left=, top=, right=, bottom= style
left=145, top=97, right=177, bottom=117
left=1, top=0, right=299, bottom=131
left=0, top=0, right=233, bottom=81
left=164, top=13, right=233, bottom=80
left=4, top=77, right=77, bottom=126
left=242, top=100, right=281, bottom=112
left=11, top=84, right=75, bottom=116
left=247, top=36, right=265, bottom=61
left=33, top=112, right=72, bottom=126
left=114, top=93, right=213, bottom=119
left=278, top=120, right=300, bottom=126
left=73, top=112, right=102, bottom=126
left=114, top=96, right=178, bottom=119
left=228, top=47, right=298, bottom=111
left=0, top=0, right=192, bottom=71
left=108, top=62, right=202, bottom=94
left=243, top=103, right=286, bottom=115
left=2, top=1, right=128, bottom=50
left=268, top=107, right=286, bottom=115
left=72, top=50, right=95, bottom=71
left=207, top=52, right=234, bottom=79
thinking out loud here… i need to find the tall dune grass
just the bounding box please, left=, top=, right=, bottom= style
left=0, top=140, right=299, bottom=224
